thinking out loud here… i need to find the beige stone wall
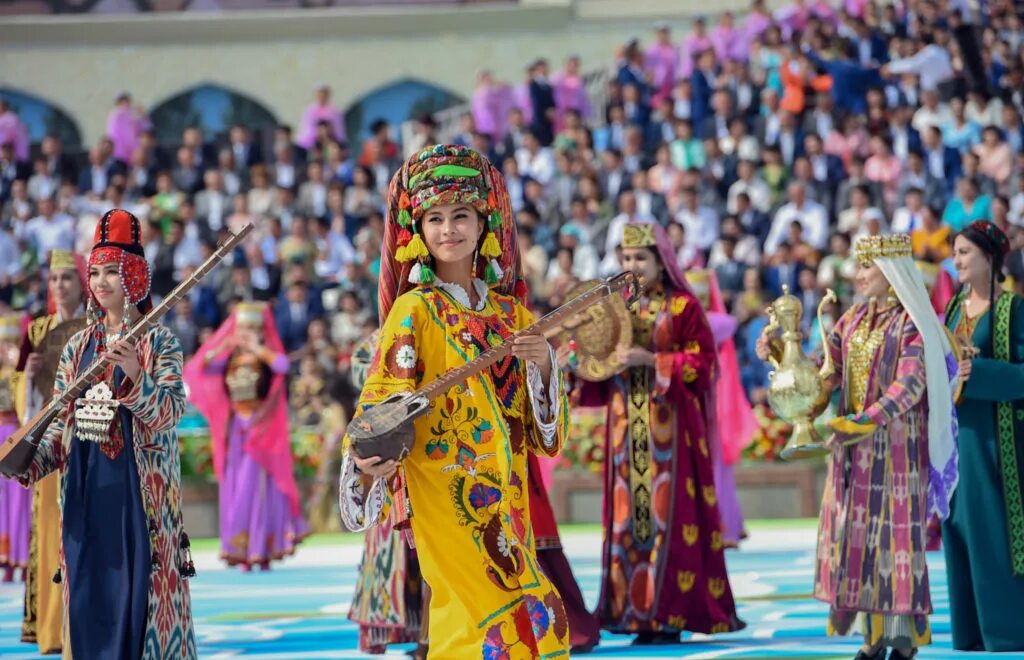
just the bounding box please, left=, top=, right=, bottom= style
left=0, top=0, right=785, bottom=146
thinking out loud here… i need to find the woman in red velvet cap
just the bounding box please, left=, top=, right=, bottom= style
left=15, top=208, right=196, bottom=659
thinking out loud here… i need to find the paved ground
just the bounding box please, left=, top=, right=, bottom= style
left=1, top=521, right=1019, bottom=659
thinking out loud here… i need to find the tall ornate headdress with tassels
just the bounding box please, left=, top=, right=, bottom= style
left=379, top=144, right=522, bottom=325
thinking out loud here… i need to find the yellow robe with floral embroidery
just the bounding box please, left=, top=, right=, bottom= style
left=356, top=286, right=571, bottom=659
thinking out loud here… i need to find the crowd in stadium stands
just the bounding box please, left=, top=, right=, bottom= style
left=2, top=0, right=1024, bottom=415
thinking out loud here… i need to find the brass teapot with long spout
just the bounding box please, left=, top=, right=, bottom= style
left=761, top=285, right=837, bottom=460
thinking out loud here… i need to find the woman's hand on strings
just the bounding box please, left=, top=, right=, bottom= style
left=107, top=340, right=142, bottom=382
left=958, top=359, right=973, bottom=382
left=351, top=451, right=398, bottom=479
left=513, top=334, right=553, bottom=383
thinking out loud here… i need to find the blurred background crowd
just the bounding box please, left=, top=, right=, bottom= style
left=2, top=0, right=1023, bottom=450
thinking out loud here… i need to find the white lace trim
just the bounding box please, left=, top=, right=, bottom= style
left=525, top=343, right=560, bottom=448
left=338, top=452, right=387, bottom=532
left=435, top=277, right=489, bottom=311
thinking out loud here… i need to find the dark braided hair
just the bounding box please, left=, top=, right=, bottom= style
left=955, top=222, right=1010, bottom=357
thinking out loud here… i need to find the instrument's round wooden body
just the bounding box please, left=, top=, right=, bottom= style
left=348, top=393, right=429, bottom=462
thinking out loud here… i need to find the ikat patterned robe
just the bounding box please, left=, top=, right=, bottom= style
left=19, top=324, right=197, bottom=659
left=817, top=304, right=932, bottom=627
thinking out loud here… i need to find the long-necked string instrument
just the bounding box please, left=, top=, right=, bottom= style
left=347, top=271, right=640, bottom=461
left=0, top=223, right=255, bottom=476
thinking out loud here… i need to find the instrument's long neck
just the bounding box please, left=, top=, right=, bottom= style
left=40, top=224, right=254, bottom=423
left=414, top=275, right=632, bottom=403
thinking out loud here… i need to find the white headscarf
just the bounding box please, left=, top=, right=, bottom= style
left=874, top=253, right=960, bottom=520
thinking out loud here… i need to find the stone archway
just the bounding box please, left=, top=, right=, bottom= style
left=344, top=78, right=464, bottom=150
left=148, top=83, right=278, bottom=147
left=0, top=87, right=84, bottom=149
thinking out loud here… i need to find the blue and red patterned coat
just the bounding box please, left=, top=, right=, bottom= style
left=20, top=323, right=197, bottom=659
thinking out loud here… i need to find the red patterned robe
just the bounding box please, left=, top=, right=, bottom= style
left=578, top=286, right=744, bottom=634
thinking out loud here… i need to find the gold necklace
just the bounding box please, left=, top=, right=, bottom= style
left=847, top=308, right=893, bottom=412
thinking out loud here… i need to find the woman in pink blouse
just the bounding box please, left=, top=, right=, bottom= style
left=864, top=135, right=903, bottom=214
left=973, top=125, right=1013, bottom=191
left=825, top=114, right=871, bottom=171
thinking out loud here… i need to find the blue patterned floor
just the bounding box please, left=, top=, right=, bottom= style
left=1, top=524, right=1021, bottom=659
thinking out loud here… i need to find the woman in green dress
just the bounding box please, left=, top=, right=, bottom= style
left=944, top=220, right=1024, bottom=652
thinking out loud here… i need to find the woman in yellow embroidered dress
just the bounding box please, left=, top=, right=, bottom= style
left=339, top=144, right=570, bottom=659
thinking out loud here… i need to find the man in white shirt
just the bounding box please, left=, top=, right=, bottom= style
left=675, top=187, right=719, bottom=252
left=764, top=182, right=829, bottom=254
left=296, top=161, right=328, bottom=219
left=515, top=131, right=555, bottom=186
left=727, top=159, right=773, bottom=213
left=912, top=89, right=954, bottom=133
left=891, top=187, right=927, bottom=233
left=273, top=145, right=298, bottom=191
left=884, top=34, right=953, bottom=92
left=194, top=170, right=230, bottom=233
left=17, top=197, right=75, bottom=264
left=600, top=190, right=655, bottom=276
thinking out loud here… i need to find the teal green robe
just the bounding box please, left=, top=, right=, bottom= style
left=943, top=293, right=1024, bottom=652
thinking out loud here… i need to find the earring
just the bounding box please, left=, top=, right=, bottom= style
left=122, top=296, right=133, bottom=335
left=86, top=298, right=101, bottom=326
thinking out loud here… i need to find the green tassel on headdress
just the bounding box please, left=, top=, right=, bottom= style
left=398, top=208, right=413, bottom=228
left=484, top=261, right=499, bottom=285
left=488, top=211, right=502, bottom=230
left=485, top=257, right=505, bottom=286
left=419, top=262, right=435, bottom=285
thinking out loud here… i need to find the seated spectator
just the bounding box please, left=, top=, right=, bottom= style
left=943, top=177, right=992, bottom=231
left=762, top=240, right=803, bottom=298
left=973, top=125, right=1013, bottom=189
left=764, top=181, right=829, bottom=254
left=837, top=184, right=886, bottom=237
left=912, top=205, right=952, bottom=263
left=816, top=232, right=856, bottom=304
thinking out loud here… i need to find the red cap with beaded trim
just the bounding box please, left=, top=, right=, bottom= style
left=89, top=208, right=153, bottom=313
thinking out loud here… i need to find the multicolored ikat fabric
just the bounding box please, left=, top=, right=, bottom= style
left=18, top=324, right=197, bottom=659
left=818, top=304, right=933, bottom=644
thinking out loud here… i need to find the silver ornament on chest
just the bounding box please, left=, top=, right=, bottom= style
left=75, top=382, right=119, bottom=443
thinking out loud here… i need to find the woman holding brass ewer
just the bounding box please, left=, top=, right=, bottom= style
left=942, top=220, right=1024, bottom=652
left=14, top=209, right=196, bottom=658
left=757, top=233, right=958, bottom=660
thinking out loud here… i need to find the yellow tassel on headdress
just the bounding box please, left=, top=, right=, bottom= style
left=402, top=233, right=429, bottom=261
left=480, top=232, right=502, bottom=259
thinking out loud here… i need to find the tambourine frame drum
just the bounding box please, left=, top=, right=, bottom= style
left=558, top=279, right=633, bottom=382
